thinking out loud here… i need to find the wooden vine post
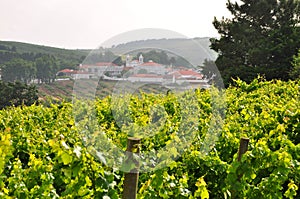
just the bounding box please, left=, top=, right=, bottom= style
left=237, top=137, right=250, bottom=183
left=238, top=137, right=250, bottom=162
left=122, top=137, right=141, bottom=199
left=232, top=137, right=250, bottom=198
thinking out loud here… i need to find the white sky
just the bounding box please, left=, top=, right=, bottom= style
left=0, top=0, right=231, bottom=49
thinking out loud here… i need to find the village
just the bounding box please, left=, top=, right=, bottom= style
left=57, top=54, right=210, bottom=89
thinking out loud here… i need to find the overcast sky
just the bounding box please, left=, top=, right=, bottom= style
left=0, top=0, right=231, bottom=49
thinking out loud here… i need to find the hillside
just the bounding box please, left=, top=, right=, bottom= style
left=37, top=80, right=115, bottom=101
left=37, top=79, right=170, bottom=101
left=1, top=38, right=217, bottom=101
left=110, top=37, right=217, bottom=66
left=0, top=37, right=216, bottom=67
left=0, top=40, right=89, bottom=61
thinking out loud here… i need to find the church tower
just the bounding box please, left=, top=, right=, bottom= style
left=126, top=54, right=130, bottom=66
left=139, top=54, right=144, bottom=64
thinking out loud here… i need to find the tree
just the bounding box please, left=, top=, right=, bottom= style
left=211, top=0, right=300, bottom=86
left=201, top=59, right=221, bottom=79
left=1, top=58, right=35, bottom=83
left=36, top=55, right=57, bottom=83
left=137, top=50, right=171, bottom=65
left=137, top=69, right=148, bottom=74
left=11, top=46, right=17, bottom=52
left=112, top=56, right=123, bottom=66
left=290, top=49, right=300, bottom=79
left=0, top=81, right=38, bottom=109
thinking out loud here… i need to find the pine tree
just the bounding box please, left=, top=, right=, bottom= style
left=211, top=0, right=300, bottom=86
left=290, top=49, right=300, bottom=79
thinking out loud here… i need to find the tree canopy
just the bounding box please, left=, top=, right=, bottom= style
left=0, top=44, right=86, bottom=84
left=0, top=81, right=38, bottom=109
left=211, top=0, right=300, bottom=86
left=290, top=49, right=300, bottom=79
left=1, top=58, right=35, bottom=83
left=36, top=55, right=58, bottom=84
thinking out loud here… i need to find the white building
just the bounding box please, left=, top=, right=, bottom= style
left=163, top=69, right=209, bottom=88
left=126, top=54, right=144, bottom=67
left=57, top=69, right=94, bottom=79
left=128, top=74, right=163, bottom=83
left=135, top=60, right=166, bottom=75
left=79, top=62, right=124, bottom=77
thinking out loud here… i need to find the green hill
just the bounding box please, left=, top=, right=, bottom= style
left=110, top=37, right=217, bottom=66
left=0, top=37, right=216, bottom=66
left=0, top=40, right=89, bottom=61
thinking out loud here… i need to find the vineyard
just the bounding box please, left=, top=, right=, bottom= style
left=0, top=78, right=299, bottom=198
left=37, top=79, right=169, bottom=101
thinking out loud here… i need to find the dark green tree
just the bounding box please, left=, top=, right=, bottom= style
left=112, top=56, right=123, bottom=66
left=11, top=46, right=17, bottom=52
left=172, top=56, right=192, bottom=67
left=1, top=58, right=35, bottom=83
left=169, top=57, right=176, bottom=66
left=102, top=50, right=116, bottom=62
left=137, top=69, right=148, bottom=74
left=36, top=55, right=57, bottom=83
left=138, top=50, right=170, bottom=65
left=211, top=0, right=300, bottom=86
left=0, top=81, right=38, bottom=109
left=289, top=49, right=300, bottom=79
left=201, top=59, right=219, bottom=79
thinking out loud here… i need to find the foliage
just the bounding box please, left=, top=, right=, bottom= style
left=0, top=104, right=120, bottom=198
left=290, top=49, right=300, bottom=79
left=36, top=55, right=58, bottom=84
left=84, top=50, right=122, bottom=65
left=135, top=50, right=170, bottom=65
left=134, top=50, right=193, bottom=67
left=211, top=0, right=300, bottom=86
left=0, top=81, right=38, bottom=110
left=1, top=58, right=36, bottom=83
left=0, top=54, right=64, bottom=85
left=0, top=40, right=87, bottom=62
left=0, top=45, right=16, bottom=52
left=0, top=78, right=299, bottom=198
left=0, top=41, right=86, bottom=85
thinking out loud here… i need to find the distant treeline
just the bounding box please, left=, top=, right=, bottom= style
left=1, top=45, right=195, bottom=85
left=0, top=44, right=16, bottom=52
left=84, top=49, right=193, bottom=67
left=134, top=50, right=192, bottom=67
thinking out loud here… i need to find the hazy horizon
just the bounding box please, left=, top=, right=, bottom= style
left=0, top=35, right=214, bottom=50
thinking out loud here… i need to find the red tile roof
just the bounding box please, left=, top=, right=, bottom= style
left=139, top=61, right=163, bottom=67
left=170, top=70, right=203, bottom=79
left=123, top=66, right=134, bottom=70
left=95, top=62, right=118, bottom=66
left=59, top=69, right=74, bottom=73
left=58, top=69, right=92, bottom=74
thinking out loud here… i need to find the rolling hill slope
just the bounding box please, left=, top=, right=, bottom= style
left=0, top=40, right=89, bottom=61
left=0, top=37, right=216, bottom=66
